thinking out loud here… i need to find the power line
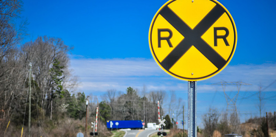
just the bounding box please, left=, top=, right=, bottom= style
left=212, top=80, right=250, bottom=115
left=210, top=89, right=218, bottom=107
left=238, top=92, right=258, bottom=100
left=238, top=80, right=276, bottom=100
left=263, top=94, right=276, bottom=100
left=261, top=80, right=276, bottom=91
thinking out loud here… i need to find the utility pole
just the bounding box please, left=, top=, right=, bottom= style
left=85, top=99, right=88, bottom=137
left=158, top=101, right=160, bottom=131
left=183, top=105, right=185, bottom=137
left=266, top=112, right=269, bottom=137
left=143, top=99, right=145, bottom=128
left=173, top=113, right=174, bottom=129
left=28, top=62, right=32, bottom=137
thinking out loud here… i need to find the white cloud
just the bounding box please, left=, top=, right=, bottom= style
left=69, top=58, right=276, bottom=93
left=70, top=58, right=166, bottom=77
left=205, top=63, right=276, bottom=92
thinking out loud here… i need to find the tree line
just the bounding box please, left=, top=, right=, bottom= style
left=0, top=1, right=94, bottom=135
left=97, top=87, right=185, bottom=130
left=99, top=87, right=165, bottom=124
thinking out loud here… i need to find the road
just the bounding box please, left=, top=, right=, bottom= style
left=123, top=129, right=158, bottom=137
left=137, top=129, right=158, bottom=137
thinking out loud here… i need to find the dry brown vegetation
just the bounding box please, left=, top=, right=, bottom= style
left=1, top=118, right=112, bottom=137
left=201, top=111, right=276, bottom=137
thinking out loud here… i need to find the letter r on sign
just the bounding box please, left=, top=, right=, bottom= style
left=158, top=29, right=173, bottom=48
left=214, top=27, right=229, bottom=46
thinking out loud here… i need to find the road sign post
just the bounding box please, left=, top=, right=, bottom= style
left=188, top=81, right=196, bottom=137
left=149, top=0, right=237, bottom=137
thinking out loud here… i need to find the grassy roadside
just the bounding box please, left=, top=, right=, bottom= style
left=111, top=130, right=126, bottom=137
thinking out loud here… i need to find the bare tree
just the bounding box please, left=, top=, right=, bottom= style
left=104, top=89, right=116, bottom=119
left=168, top=90, right=176, bottom=118
left=0, top=0, right=22, bottom=60
left=229, top=112, right=240, bottom=134
left=20, top=36, right=73, bottom=120
left=0, top=48, right=28, bottom=123
left=0, top=0, right=25, bottom=124
left=173, top=98, right=183, bottom=122
left=202, top=107, right=220, bottom=137
left=217, top=113, right=231, bottom=136
left=168, top=90, right=183, bottom=125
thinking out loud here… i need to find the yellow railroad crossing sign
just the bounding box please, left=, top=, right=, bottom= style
left=149, top=0, right=237, bottom=81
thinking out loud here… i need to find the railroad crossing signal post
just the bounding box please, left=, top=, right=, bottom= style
left=90, top=122, right=95, bottom=137
left=90, top=107, right=99, bottom=136
left=90, top=122, right=98, bottom=136
left=158, top=118, right=166, bottom=136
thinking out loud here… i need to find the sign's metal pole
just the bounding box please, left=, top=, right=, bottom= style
left=188, top=81, right=197, bottom=137
left=183, top=105, right=185, bottom=137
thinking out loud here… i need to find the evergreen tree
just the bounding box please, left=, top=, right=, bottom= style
left=76, top=92, right=86, bottom=120
left=99, top=101, right=111, bottom=122
left=50, top=59, right=65, bottom=99
left=49, top=59, right=65, bottom=120
left=66, top=94, right=78, bottom=119
left=164, top=114, right=173, bottom=129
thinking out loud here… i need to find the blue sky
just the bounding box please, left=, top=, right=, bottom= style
left=20, top=0, right=276, bottom=127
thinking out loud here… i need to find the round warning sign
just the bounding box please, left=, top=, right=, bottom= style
left=149, top=0, right=237, bottom=81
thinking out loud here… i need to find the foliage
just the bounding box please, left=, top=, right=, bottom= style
left=197, top=126, right=202, bottom=134
left=50, top=58, right=65, bottom=99
left=99, top=101, right=111, bottom=122
left=164, top=114, right=173, bottom=129
left=127, top=87, right=136, bottom=95
left=260, top=119, right=268, bottom=137
left=66, top=92, right=87, bottom=120
left=11, top=78, right=43, bottom=126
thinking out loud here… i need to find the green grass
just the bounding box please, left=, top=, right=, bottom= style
left=112, top=130, right=126, bottom=137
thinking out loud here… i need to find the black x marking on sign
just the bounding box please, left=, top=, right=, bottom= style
left=159, top=4, right=227, bottom=71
